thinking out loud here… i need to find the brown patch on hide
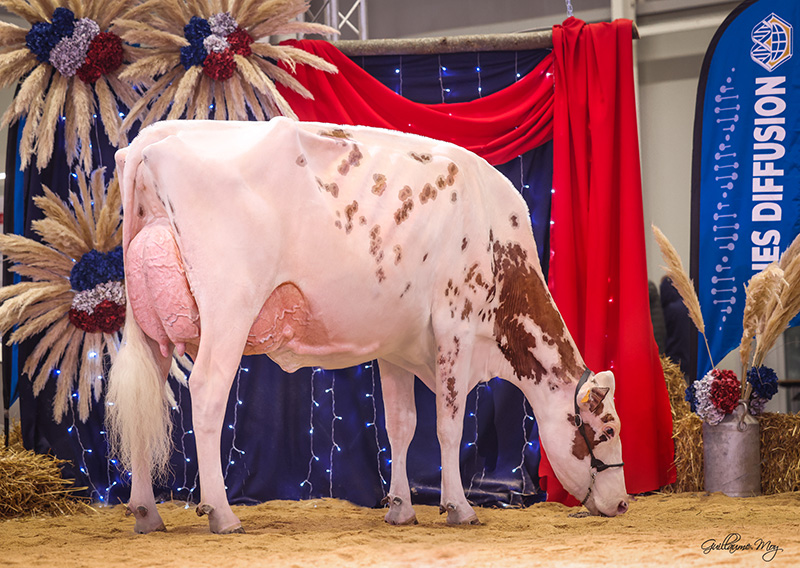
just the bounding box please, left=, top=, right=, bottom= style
left=436, top=175, right=447, bottom=190
left=437, top=341, right=460, bottom=417
left=319, top=128, right=352, bottom=140
left=334, top=220, right=342, bottom=229
left=448, top=162, right=459, bottom=176
left=510, top=214, right=519, bottom=229
left=423, top=253, right=429, bottom=263
left=348, top=145, right=363, bottom=166
left=464, top=262, right=486, bottom=293
left=568, top=416, right=599, bottom=460
left=137, top=205, right=145, bottom=217
left=344, top=201, right=358, bottom=234
left=338, top=160, right=351, bottom=176
left=419, top=183, right=437, bottom=204
left=394, top=199, right=414, bottom=225
left=461, top=237, right=469, bottom=251
left=591, top=399, right=606, bottom=417
left=393, top=245, right=402, bottom=265
left=460, top=299, right=473, bottom=321
left=410, top=152, right=432, bottom=163
left=451, top=192, right=458, bottom=203
left=369, top=225, right=383, bottom=259
left=376, top=267, right=386, bottom=283
left=398, top=186, right=413, bottom=201
left=400, top=282, right=412, bottom=298
left=317, top=177, right=339, bottom=198
left=296, top=154, right=307, bottom=166
left=372, top=174, right=387, bottom=196
left=359, top=216, right=367, bottom=226
left=446, top=174, right=455, bottom=186
left=445, top=377, right=458, bottom=412
left=492, top=241, right=581, bottom=384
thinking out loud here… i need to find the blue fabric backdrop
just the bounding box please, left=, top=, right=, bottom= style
left=3, top=48, right=553, bottom=509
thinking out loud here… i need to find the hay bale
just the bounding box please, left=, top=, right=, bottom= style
left=759, top=412, right=800, bottom=494
left=661, top=356, right=704, bottom=492
left=0, top=423, right=93, bottom=519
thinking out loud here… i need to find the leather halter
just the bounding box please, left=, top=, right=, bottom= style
left=573, top=368, right=625, bottom=506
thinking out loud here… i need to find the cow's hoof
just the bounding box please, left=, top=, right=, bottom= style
left=446, top=514, right=481, bottom=526
left=441, top=502, right=480, bottom=525
left=217, top=524, right=246, bottom=535
left=135, top=522, right=167, bottom=534
left=127, top=505, right=167, bottom=534
left=385, top=513, right=418, bottom=526
left=382, top=494, right=417, bottom=525
left=196, top=503, right=214, bottom=517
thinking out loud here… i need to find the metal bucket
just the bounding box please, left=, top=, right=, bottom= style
left=702, top=401, right=761, bottom=497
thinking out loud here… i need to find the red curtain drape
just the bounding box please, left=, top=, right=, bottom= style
left=541, top=17, right=676, bottom=504
left=278, top=18, right=675, bottom=504
left=278, top=39, right=554, bottom=165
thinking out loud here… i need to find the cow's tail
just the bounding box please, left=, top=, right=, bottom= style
left=106, top=304, right=173, bottom=483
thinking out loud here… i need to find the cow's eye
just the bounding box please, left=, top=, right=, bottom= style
left=603, top=426, right=615, bottom=438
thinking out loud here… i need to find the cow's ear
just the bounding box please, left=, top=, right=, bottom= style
left=578, top=380, right=609, bottom=414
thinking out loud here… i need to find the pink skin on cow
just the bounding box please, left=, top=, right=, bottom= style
left=107, top=118, right=628, bottom=535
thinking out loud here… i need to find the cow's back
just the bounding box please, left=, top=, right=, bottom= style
left=120, top=118, right=538, bottom=376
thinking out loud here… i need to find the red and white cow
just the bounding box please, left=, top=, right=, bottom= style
left=107, top=117, right=628, bottom=534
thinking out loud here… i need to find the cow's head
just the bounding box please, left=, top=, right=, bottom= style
left=536, top=370, right=628, bottom=516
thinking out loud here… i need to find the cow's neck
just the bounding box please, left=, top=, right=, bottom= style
left=491, top=240, right=586, bottom=390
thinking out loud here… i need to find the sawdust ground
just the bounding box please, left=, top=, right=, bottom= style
left=1, top=492, right=799, bottom=567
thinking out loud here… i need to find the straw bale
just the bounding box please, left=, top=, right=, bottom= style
left=760, top=412, right=800, bottom=495
left=1, top=423, right=93, bottom=519
left=660, top=356, right=704, bottom=493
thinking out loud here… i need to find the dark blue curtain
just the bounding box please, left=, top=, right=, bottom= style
left=4, top=48, right=553, bottom=509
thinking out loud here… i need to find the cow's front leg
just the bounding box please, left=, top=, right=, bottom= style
left=435, top=335, right=479, bottom=525
left=377, top=359, right=418, bottom=525
left=190, top=327, right=250, bottom=534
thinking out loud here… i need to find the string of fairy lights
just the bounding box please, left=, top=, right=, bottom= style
left=43, top=48, right=549, bottom=508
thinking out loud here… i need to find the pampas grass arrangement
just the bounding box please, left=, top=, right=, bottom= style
left=0, top=0, right=137, bottom=171
left=0, top=169, right=123, bottom=422
left=652, top=225, right=714, bottom=368
left=115, top=0, right=337, bottom=135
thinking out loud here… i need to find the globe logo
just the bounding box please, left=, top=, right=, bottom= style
left=751, top=13, right=792, bottom=72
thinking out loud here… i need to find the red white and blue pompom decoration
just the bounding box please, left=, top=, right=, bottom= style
left=179, top=12, right=254, bottom=81
left=25, top=7, right=123, bottom=83
left=68, top=246, right=126, bottom=334
left=687, top=368, right=741, bottom=425
left=747, top=365, right=779, bottom=416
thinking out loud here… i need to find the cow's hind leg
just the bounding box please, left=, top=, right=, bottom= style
left=190, top=321, right=251, bottom=534
left=435, top=333, right=479, bottom=525
left=377, top=359, right=418, bottom=525
left=107, top=308, right=173, bottom=534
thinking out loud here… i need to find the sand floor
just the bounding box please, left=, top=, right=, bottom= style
left=1, top=492, right=799, bottom=567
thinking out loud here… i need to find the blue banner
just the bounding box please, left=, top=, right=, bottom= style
left=692, top=0, right=800, bottom=375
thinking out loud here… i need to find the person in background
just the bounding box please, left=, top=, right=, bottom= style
left=649, top=280, right=666, bottom=354
left=660, top=276, right=695, bottom=383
